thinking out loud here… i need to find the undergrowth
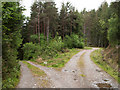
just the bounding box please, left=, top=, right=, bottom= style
left=32, top=48, right=81, bottom=70
left=2, top=63, right=20, bottom=88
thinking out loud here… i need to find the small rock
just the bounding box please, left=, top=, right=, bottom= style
left=44, top=62, right=47, bottom=64
left=96, top=69, right=101, bottom=72
left=74, top=78, right=77, bottom=81
left=72, top=70, right=75, bottom=73
left=64, top=69, right=67, bottom=71
left=103, top=79, right=109, bottom=82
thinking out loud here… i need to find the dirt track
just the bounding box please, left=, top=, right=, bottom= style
left=17, top=62, right=38, bottom=88
left=26, top=48, right=118, bottom=88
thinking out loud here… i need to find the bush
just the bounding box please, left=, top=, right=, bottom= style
left=36, top=36, right=65, bottom=59
left=2, top=62, right=20, bottom=88
left=64, top=34, right=84, bottom=48
left=22, top=42, right=40, bottom=60
left=30, top=34, right=39, bottom=43
left=22, top=34, right=84, bottom=60
left=30, top=34, right=46, bottom=45
left=49, top=36, right=64, bottom=51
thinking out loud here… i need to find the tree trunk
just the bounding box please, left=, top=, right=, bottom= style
left=36, top=22, right=37, bottom=34
left=38, top=9, right=40, bottom=44
left=84, top=23, right=86, bottom=45
left=47, top=17, right=49, bottom=42
left=63, top=25, right=64, bottom=40
left=62, top=19, right=64, bottom=39
left=71, top=21, right=72, bottom=35
left=44, top=18, right=45, bottom=36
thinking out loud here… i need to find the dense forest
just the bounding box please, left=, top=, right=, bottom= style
left=2, top=1, right=120, bottom=88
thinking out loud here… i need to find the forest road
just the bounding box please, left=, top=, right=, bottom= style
left=27, top=48, right=118, bottom=88
left=17, top=62, right=38, bottom=88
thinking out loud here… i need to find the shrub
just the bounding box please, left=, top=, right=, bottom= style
left=22, top=34, right=84, bottom=60
left=38, top=36, right=64, bottom=59
left=2, top=63, right=20, bottom=88
left=30, top=34, right=46, bottom=45
left=49, top=36, right=64, bottom=51
left=22, top=42, right=40, bottom=60
left=30, top=34, right=39, bottom=43
left=64, top=34, right=84, bottom=48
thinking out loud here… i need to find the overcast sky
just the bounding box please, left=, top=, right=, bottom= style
left=20, top=0, right=116, bottom=17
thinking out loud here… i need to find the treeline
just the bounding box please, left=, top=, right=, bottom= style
left=2, top=1, right=120, bottom=88
left=22, top=2, right=83, bottom=43
left=21, top=1, right=85, bottom=61
left=83, top=1, right=120, bottom=47
left=21, top=1, right=120, bottom=62
left=23, top=1, right=120, bottom=48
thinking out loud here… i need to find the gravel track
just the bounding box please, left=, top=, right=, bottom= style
left=26, top=48, right=118, bottom=88
left=17, top=62, right=38, bottom=88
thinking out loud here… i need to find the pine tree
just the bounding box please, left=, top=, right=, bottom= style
left=2, top=2, right=25, bottom=88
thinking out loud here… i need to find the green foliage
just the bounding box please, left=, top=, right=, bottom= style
left=2, top=64, right=20, bottom=88
left=2, top=2, right=25, bottom=88
left=107, top=1, right=120, bottom=46
left=30, top=34, right=39, bottom=43
left=90, top=49, right=119, bottom=83
left=40, top=36, right=64, bottom=59
left=83, top=1, right=110, bottom=47
left=30, top=34, right=47, bottom=45
left=49, top=36, right=64, bottom=51
left=22, top=42, right=40, bottom=60
left=59, top=2, right=84, bottom=38
left=35, top=48, right=81, bottom=69
left=40, top=34, right=47, bottom=46
left=64, top=34, right=84, bottom=48
left=2, top=0, right=120, bottom=88
left=22, top=34, right=84, bottom=60
left=107, top=15, right=119, bottom=46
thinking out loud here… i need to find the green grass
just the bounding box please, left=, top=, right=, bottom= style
left=33, top=48, right=81, bottom=70
left=22, top=61, right=46, bottom=77
left=90, top=49, right=119, bottom=83
left=78, top=52, right=86, bottom=68
left=80, top=74, right=86, bottom=77
left=84, top=47, right=92, bottom=50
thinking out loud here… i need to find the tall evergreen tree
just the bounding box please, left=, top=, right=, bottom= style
left=2, top=2, right=25, bottom=88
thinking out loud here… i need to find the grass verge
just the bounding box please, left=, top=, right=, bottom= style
left=32, top=48, right=81, bottom=70
left=22, top=61, right=46, bottom=77
left=90, top=49, right=119, bottom=83
left=84, top=47, right=92, bottom=50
